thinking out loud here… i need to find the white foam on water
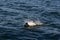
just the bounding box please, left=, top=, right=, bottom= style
left=24, top=19, right=43, bottom=26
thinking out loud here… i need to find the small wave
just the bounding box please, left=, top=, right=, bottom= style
left=24, top=19, right=43, bottom=27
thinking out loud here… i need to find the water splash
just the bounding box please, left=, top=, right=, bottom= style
left=24, top=19, right=44, bottom=26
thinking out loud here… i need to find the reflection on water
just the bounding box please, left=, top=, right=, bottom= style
left=0, top=0, right=60, bottom=40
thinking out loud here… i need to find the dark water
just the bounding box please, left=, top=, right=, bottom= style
left=0, top=0, right=60, bottom=40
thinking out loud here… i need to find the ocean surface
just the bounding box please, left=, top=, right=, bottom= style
left=0, top=0, right=60, bottom=40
